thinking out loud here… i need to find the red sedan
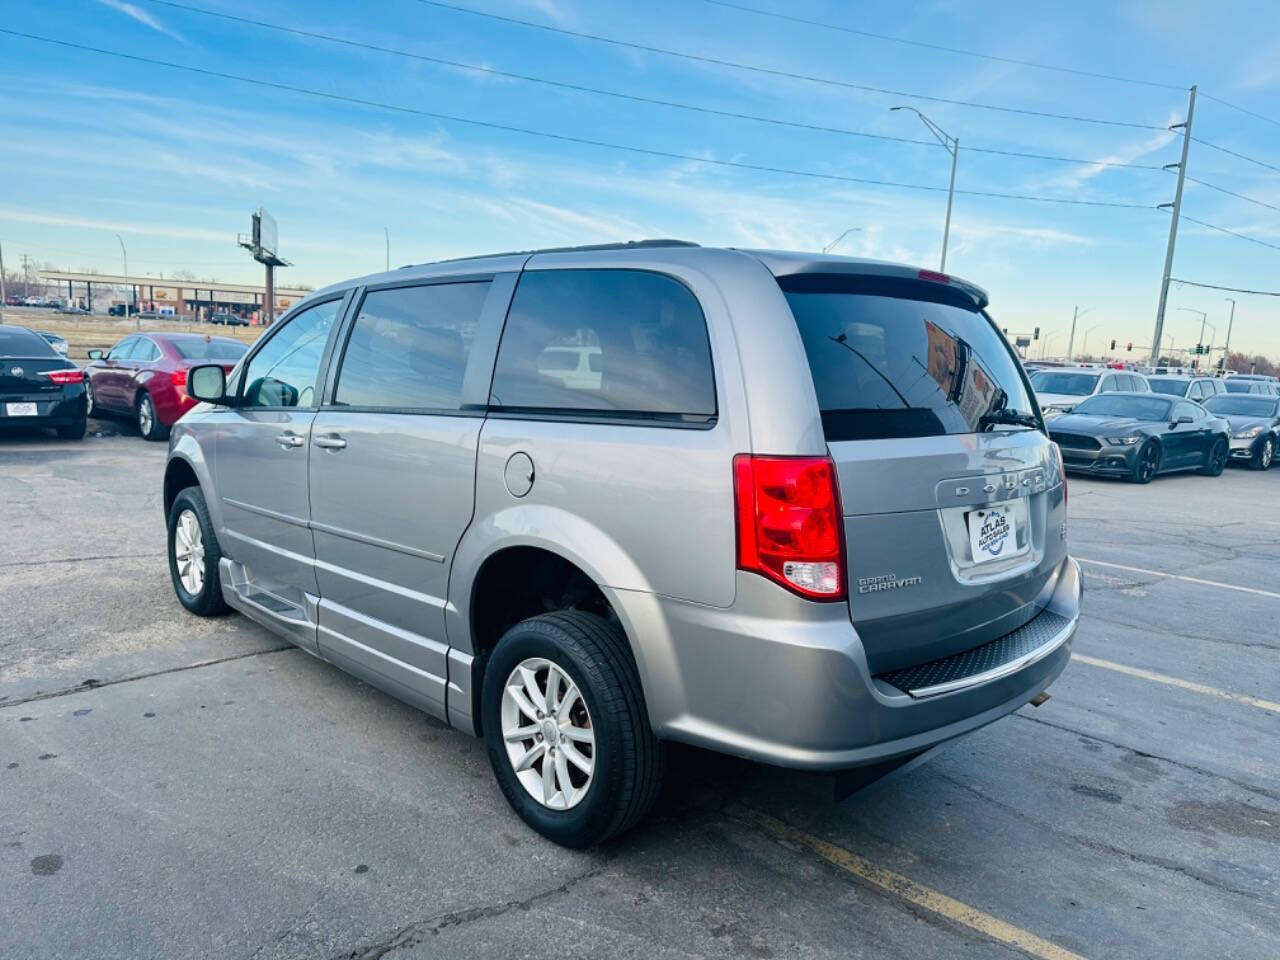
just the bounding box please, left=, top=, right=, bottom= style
left=85, top=332, right=247, bottom=440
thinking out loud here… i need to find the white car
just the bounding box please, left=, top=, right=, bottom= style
left=1030, top=367, right=1149, bottom=418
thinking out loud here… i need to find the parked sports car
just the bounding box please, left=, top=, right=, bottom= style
left=84, top=332, right=247, bottom=440
left=1048, top=392, right=1230, bottom=483
left=1202, top=393, right=1280, bottom=470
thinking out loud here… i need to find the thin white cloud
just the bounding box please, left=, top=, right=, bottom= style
left=1049, top=118, right=1178, bottom=190
left=96, top=0, right=184, bottom=42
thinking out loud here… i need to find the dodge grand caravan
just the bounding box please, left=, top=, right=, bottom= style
left=165, top=241, right=1081, bottom=847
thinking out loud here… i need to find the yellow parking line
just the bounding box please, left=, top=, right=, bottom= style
left=1073, top=654, right=1280, bottom=714
left=1076, top=557, right=1280, bottom=601
left=730, top=805, right=1088, bottom=960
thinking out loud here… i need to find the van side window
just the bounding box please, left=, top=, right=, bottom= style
left=489, top=269, right=716, bottom=420
left=241, top=298, right=342, bottom=409
left=333, top=281, right=490, bottom=411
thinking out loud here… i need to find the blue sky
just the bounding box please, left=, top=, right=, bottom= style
left=4, top=0, right=1280, bottom=356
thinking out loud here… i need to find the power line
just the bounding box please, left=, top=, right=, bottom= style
left=1179, top=214, right=1280, bottom=253
left=1171, top=277, right=1280, bottom=297
left=1191, top=137, right=1280, bottom=175
left=698, top=0, right=1184, bottom=92
left=137, top=0, right=1169, bottom=172
left=413, top=0, right=1170, bottom=131
left=1199, top=92, right=1280, bottom=131
left=0, top=29, right=1160, bottom=211
left=1182, top=174, right=1280, bottom=215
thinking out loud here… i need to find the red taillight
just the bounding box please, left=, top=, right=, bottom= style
left=171, top=368, right=188, bottom=387
left=918, top=269, right=951, bottom=285
left=39, top=368, right=83, bottom=384
left=734, top=454, right=845, bottom=600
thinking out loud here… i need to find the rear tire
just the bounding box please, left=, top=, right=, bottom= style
left=1129, top=440, right=1160, bottom=484
left=1251, top=436, right=1273, bottom=471
left=167, top=486, right=229, bottom=616
left=1199, top=437, right=1229, bottom=476
left=481, top=611, right=665, bottom=848
left=55, top=419, right=86, bottom=440
left=136, top=391, right=167, bottom=441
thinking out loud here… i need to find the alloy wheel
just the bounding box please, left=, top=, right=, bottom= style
left=173, top=509, right=205, bottom=595
left=500, top=657, right=595, bottom=810
left=1262, top=439, right=1274, bottom=470
left=138, top=395, right=154, bottom=436
left=1211, top=439, right=1228, bottom=473
left=1139, top=444, right=1159, bottom=482
left=84, top=380, right=94, bottom=417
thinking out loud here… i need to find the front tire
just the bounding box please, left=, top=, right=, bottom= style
left=1129, top=440, right=1160, bottom=484
left=481, top=611, right=665, bottom=848
left=167, top=487, right=228, bottom=616
left=1251, top=436, right=1274, bottom=471
left=137, top=391, right=167, bottom=441
left=1199, top=437, right=1229, bottom=476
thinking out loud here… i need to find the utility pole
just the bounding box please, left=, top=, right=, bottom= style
left=1151, top=85, right=1196, bottom=365
left=1222, top=297, right=1236, bottom=369
left=1066, top=306, right=1093, bottom=360
left=385, top=226, right=390, bottom=271
left=0, top=240, right=6, bottom=323
left=116, top=234, right=135, bottom=329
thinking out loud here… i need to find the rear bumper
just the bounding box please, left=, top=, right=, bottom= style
left=615, top=555, right=1081, bottom=771
left=0, top=390, right=86, bottom=426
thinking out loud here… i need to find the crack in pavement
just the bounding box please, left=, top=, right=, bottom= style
left=933, top=770, right=1273, bottom=903
left=0, top=645, right=294, bottom=708
left=1015, top=713, right=1280, bottom=804
left=331, top=859, right=613, bottom=960
left=0, top=551, right=165, bottom=569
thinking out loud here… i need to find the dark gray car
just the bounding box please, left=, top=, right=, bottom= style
left=1203, top=393, right=1280, bottom=470
left=162, top=242, right=1081, bottom=846
left=1049, top=392, right=1231, bottom=483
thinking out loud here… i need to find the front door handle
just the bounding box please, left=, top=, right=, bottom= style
left=275, top=433, right=305, bottom=449
left=314, top=434, right=347, bottom=450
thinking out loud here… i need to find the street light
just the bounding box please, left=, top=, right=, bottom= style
left=1067, top=306, right=1094, bottom=360
left=1176, top=306, right=1207, bottom=350
left=1223, top=297, right=1236, bottom=365
left=116, top=233, right=135, bottom=329
left=822, top=227, right=861, bottom=254
left=891, top=105, right=958, bottom=271
left=1079, top=322, right=1104, bottom=358
left=1040, top=330, right=1060, bottom=359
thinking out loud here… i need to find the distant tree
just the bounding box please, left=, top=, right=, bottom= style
left=1224, top=351, right=1276, bottom=376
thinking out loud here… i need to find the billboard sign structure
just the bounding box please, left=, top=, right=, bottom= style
left=243, top=208, right=286, bottom=267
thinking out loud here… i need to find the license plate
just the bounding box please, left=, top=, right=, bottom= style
left=5, top=402, right=37, bottom=417
left=967, top=503, right=1026, bottom=564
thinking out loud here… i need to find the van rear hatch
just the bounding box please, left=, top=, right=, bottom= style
left=779, top=270, right=1067, bottom=674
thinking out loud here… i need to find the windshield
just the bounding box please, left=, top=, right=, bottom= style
left=1146, top=378, right=1190, bottom=396
left=1203, top=395, right=1279, bottom=417
left=1073, top=394, right=1172, bottom=420
left=1029, top=371, right=1099, bottom=396
left=781, top=274, right=1034, bottom=440
left=171, top=338, right=248, bottom=361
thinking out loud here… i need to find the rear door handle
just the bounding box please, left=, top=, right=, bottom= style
left=275, top=433, right=305, bottom=449
left=314, top=434, right=347, bottom=450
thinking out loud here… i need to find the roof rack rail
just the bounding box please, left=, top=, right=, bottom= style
left=404, top=239, right=699, bottom=268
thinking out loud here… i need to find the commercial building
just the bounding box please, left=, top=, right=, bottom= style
left=38, top=270, right=312, bottom=322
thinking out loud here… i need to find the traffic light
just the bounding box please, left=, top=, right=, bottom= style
left=1110, top=339, right=1117, bottom=350
left=1126, top=342, right=1133, bottom=352
left=1033, top=327, right=1040, bottom=341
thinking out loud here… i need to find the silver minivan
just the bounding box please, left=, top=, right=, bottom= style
left=166, top=242, right=1081, bottom=846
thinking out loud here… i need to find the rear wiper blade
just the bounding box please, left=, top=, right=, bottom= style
left=978, top=409, right=1040, bottom=430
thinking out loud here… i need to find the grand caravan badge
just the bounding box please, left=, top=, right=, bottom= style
left=857, top=573, right=923, bottom=594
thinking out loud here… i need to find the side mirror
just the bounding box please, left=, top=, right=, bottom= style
left=86, top=349, right=104, bottom=360
left=188, top=364, right=229, bottom=404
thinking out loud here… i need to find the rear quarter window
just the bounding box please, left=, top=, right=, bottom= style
left=780, top=274, right=1033, bottom=440
left=489, top=269, right=716, bottom=422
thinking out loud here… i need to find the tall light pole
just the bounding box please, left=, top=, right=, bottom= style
left=1177, top=307, right=1207, bottom=352
left=0, top=239, right=6, bottom=323
left=384, top=226, right=390, bottom=271
left=891, top=106, right=958, bottom=271
left=116, top=233, right=135, bottom=329
left=1080, top=322, right=1104, bottom=358
left=1066, top=305, right=1093, bottom=360
left=1222, top=297, right=1236, bottom=369
left=1150, top=85, right=1197, bottom=365
left=822, top=227, right=861, bottom=254
left=1040, top=331, right=1060, bottom=359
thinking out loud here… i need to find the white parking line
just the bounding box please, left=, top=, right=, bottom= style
left=1073, top=654, right=1280, bottom=714
left=1076, top=557, right=1280, bottom=601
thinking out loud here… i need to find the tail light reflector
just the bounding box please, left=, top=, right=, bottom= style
left=39, top=368, right=84, bottom=384
left=1051, top=442, right=1068, bottom=507
left=734, top=454, right=845, bottom=600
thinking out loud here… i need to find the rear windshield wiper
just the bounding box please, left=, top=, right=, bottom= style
left=978, top=409, right=1041, bottom=431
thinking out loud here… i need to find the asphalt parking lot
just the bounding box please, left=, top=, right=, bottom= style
left=3, top=423, right=1278, bottom=960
